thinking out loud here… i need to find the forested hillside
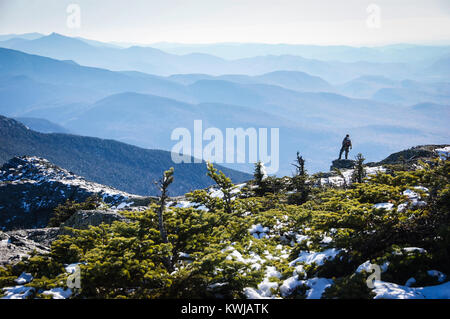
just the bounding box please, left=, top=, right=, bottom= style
left=0, top=116, right=251, bottom=196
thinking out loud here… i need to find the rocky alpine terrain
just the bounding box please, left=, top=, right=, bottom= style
left=0, top=156, right=143, bottom=230
left=0, top=144, right=448, bottom=299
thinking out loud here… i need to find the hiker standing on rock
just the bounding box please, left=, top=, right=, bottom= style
left=338, top=134, right=352, bottom=160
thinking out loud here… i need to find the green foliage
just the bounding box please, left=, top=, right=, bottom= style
left=351, top=153, right=366, bottom=184
left=48, top=196, right=101, bottom=227
left=0, top=265, right=16, bottom=289
left=2, top=158, right=448, bottom=299
left=287, top=175, right=310, bottom=205
left=322, top=273, right=376, bottom=299
left=155, top=167, right=174, bottom=270
left=353, top=183, right=401, bottom=203
left=253, top=161, right=271, bottom=196
left=206, top=162, right=235, bottom=214
left=286, top=152, right=311, bottom=204
left=284, top=281, right=308, bottom=299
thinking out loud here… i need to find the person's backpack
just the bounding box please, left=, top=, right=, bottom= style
left=343, top=138, right=351, bottom=147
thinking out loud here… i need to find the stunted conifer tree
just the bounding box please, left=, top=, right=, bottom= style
left=288, top=152, right=310, bottom=205
left=253, top=161, right=268, bottom=196
left=156, top=167, right=174, bottom=271
left=157, top=167, right=174, bottom=244
left=352, top=153, right=366, bottom=184
left=207, top=162, right=235, bottom=214
left=292, top=151, right=306, bottom=177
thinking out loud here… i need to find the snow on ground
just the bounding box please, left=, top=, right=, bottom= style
left=65, top=262, right=84, bottom=274
left=224, top=246, right=265, bottom=270
left=413, top=186, right=429, bottom=193
left=41, top=288, right=73, bottom=299
left=0, top=156, right=141, bottom=207
left=167, top=183, right=247, bottom=212
left=243, top=266, right=282, bottom=299
left=428, top=270, right=447, bottom=283
left=289, top=248, right=342, bottom=267
left=320, top=166, right=386, bottom=187
left=376, top=186, right=429, bottom=212
left=279, top=276, right=333, bottom=299
left=1, top=285, right=35, bottom=299
left=356, top=260, right=390, bottom=273
left=436, top=146, right=450, bottom=160
left=244, top=248, right=342, bottom=299
left=373, top=280, right=450, bottom=299
left=400, top=247, right=427, bottom=254
left=403, top=189, right=420, bottom=200
left=249, top=224, right=269, bottom=239
left=295, top=234, right=309, bottom=244
left=354, top=256, right=450, bottom=299
left=209, top=183, right=246, bottom=199
left=1, top=264, right=76, bottom=299
left=112, top=201, right=134, bottom=209
left=373, top=202, right=394, bottom=211
left=168, top=200, right=208, bottom=211
left=14, top=272, right=33, bottom=285
left=400, top=188, right=427, bottom=208
left=3, top=263, right=80, bottom=299
left=178, top=252, right=191, bottom=259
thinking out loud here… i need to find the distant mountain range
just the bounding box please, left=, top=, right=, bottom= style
left=4, top=32, right=449, bottom=63
left=150, top=42, right=450, bottom=64
left=0, top=116, right=251, bottom=196
left=14, top=117, right=70, bottom=134
left=0, top=33, right=44, bottom=41
left=0, top=46, right=448, bottom=174
left=2, top=33, right=449, bottom=83
left=337, top=76, right=450, bottom=105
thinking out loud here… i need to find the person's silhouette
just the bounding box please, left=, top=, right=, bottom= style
left=338, top=134, right=352, bottom=160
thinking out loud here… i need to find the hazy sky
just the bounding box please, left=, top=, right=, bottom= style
left=1, top=0, right=449, bottom=45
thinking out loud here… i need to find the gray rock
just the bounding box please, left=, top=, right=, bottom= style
left=330, top=159, right=356, bottom=171
left=61, top=209, right=129, bottom=230
left=0, top=156, right=141, bottom=230
left=367, top=144, right=449, bottom=167
left=0, top=208, right=132, bottom=266
left=0, top=228, right=59, bottom=266
left=6, top=228, right=60, bottom=247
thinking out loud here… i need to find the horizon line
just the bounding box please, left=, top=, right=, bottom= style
left=2, top=32, right=450, bottom=48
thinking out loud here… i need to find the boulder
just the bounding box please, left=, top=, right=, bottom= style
left=61, top=209, right=129, bottom=230
left=330, top=159, right=355, bottom=171
left=0, top=228, right=59, bottom=266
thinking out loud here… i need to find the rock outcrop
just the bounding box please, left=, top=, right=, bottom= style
left=0, top=228, right=59, bottom=266
left=61, top=209, right=130, bottom=230
left=0, top=209, right=135, bottom=265
left=330, top=159, right=355, bottom=171
left=368, top=144, right=449, bottom=166
left=324, top=144, right=448, bottom=187
left=0, top=156, right=142, bottom=230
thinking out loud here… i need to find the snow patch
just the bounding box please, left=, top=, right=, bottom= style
left=289, top=248, right=342, bottom=267
left=373, top=202, right=394, bottom=211
left=373, top=280, right=450, bottom=299
left=15, top=272, right=33, bottom=285
left=41, top=288, right=72, bottom=299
